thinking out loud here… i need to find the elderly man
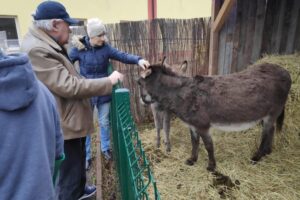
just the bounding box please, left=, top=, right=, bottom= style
left=21, top=1, right=124, bottom=200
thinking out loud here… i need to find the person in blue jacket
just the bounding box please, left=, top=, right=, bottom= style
left=69, top=18, right=150, bottom=168
left=0, top=51, right=64, bottom=200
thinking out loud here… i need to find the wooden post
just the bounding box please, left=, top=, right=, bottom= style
left=213, top=0, right=236, bottom=33
left=148, top=0, right=158, bottom=62
left=96, top=131, right=103, bottom=200
left=209, top=0, right=235, bottom=75
left=208, top=0, right=221, bottom=75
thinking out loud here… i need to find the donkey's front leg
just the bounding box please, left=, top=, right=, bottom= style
left=155, top=127, right=161, bottom=149
left=163, top=111, right=171, bottom=152
left=200, top=129, right=216, bottom=171
left=151, top=104, right=162, bottom=148
left=185, top=128, right=201, bottom=166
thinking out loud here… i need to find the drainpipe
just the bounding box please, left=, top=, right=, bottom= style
left=148, top=0, right=157, bottom=20
left=148, top=0, right=157, bottom=60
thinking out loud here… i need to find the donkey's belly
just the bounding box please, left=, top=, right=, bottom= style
left=211, top=120, right=261, bottom=132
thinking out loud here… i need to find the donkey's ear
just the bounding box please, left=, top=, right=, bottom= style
left=162, top=56, right=167, bottom=65
left=180, top=60, right=188, bottom=73
left=140, top=68, right=152, bottom=79
left=162, top=56, right=172, bottom=68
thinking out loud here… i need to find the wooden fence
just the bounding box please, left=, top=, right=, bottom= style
left=104, top=18, right=210, bottom=123
left=217, top=0, right=300, bottom=74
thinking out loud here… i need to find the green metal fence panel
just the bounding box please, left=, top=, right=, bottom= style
left=110, top=78, right=160, bottom=200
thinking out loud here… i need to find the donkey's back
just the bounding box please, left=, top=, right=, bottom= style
left=207, top=63, right=291, bottom=125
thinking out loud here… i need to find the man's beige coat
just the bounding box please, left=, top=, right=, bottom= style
left=21, top=26, right=113, bottom=140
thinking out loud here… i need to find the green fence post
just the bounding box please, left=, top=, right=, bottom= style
left=110, top=64, right=160, bottom=200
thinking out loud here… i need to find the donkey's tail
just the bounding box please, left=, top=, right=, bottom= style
left=276, top=108, right=285, bottom=132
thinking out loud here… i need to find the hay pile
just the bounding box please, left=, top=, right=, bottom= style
left=139, top=54, right=300, bottom=200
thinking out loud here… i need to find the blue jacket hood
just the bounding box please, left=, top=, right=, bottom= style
left=0, top=53, right=38, bottom=111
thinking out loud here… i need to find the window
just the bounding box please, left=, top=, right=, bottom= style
left=70, top=19, right=86, bottom=35
left=0, top=17, right=20, bottom=53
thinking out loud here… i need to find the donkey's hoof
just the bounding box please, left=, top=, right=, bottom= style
left=250, top=160, right=258, bottom=165
left=264, top=148, right=272, bottom=155
left=185, top=158, right=195, bottom=166
left=207, top=164, right=216, bottom=172
left=251, top=154, right=262, bottom=163
left=252, top=148, right=271, bottom=162
left=165, top=145, right=171, bottom=153
left=156, top=143, right=160, bottom=148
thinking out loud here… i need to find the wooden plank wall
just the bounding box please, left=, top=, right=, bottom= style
left=217, top=0, right=300, bottom=74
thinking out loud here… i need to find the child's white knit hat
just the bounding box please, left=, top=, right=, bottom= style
left=87, top=18, right=106, bottom=38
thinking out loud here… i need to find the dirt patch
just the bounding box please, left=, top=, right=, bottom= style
left=87, top=131, right=119, bottom=200
left=101, top=158, right=119, bottom=200
left=210, top=171, right=240, bottom=199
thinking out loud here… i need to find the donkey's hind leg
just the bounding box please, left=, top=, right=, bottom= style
left=200, top=129, right=216, bottom=171
left=252, top=116, right=275, bottom=162
left=151, top=104, right=162, bottom=148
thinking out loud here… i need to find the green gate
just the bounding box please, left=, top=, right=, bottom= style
left=110, top=82, right=160, bottom=200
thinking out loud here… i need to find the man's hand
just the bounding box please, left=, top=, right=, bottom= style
left=138, top=59, right=150, bottom=70
left=108, top=71, right=124, bottom=85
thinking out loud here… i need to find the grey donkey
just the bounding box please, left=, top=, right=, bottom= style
left=140, top=58, right=188, bottom=152
left=138, top=61, right=291, bottom=171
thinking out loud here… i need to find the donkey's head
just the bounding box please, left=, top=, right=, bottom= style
left=138, top=62, right=166, bottom=105
left=138, top=58, right=188, bottom=105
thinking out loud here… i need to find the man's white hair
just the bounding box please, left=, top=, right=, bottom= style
left=33, top=19, right=55, bottom=31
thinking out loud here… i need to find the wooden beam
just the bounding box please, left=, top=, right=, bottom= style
left=213, top=0, right=236, bottom=33
left=209, top=0, right=235, bottom=75
left=208, top=0, right=221, bottom=75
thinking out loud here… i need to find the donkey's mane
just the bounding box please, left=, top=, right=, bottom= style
left=149, top=64, right=179, bottom=77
